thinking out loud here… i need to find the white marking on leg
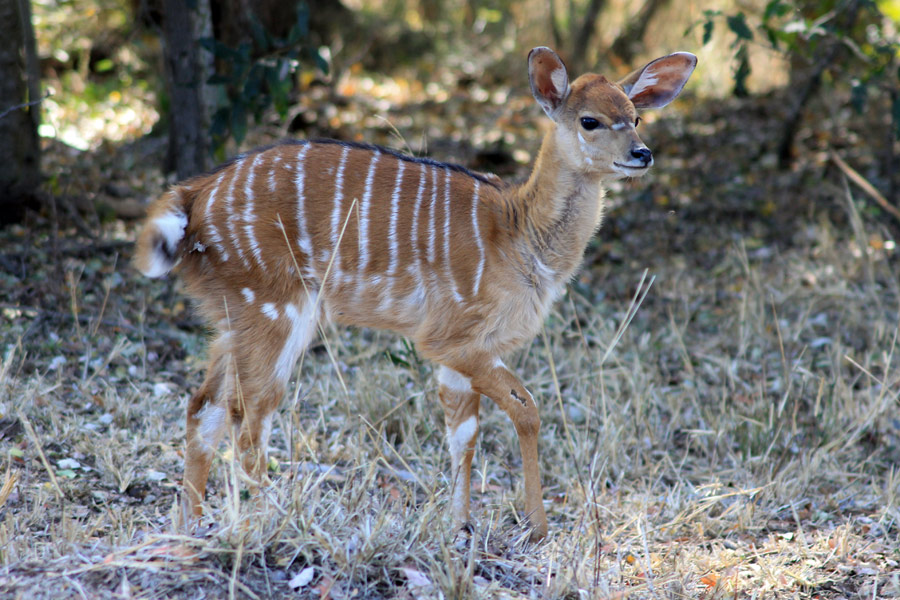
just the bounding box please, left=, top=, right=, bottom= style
left=447, top=414, right=477, bottom=522
left=437, top=365, right=472, bottom=393
left=442, top=169, right=464, bottom=303
left=448, top=415, right=477, bottom=463
left=260, top=413, right=274, bottom=456
left=196, top=403, right=227, bottom=456
left=241, top=287, right=255, bottom=304
left=261, top=302, right=279, bottom=321
left=470, top=181, right=485, bottom=297
left=329, top=146, right=351, bottom=282
left=358, top=152, right=381, bottom=279
left=275, top=295, right=319, bottom=382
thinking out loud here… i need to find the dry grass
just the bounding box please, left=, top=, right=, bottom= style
left=2, top=103, right=900, bottom=598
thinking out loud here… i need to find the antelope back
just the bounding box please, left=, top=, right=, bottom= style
left=136, top=141, right=506, bottom=337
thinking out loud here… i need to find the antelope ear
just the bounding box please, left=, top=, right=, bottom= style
left=618, top=52, right=697, bottom=109
left=528, top=47, right=570, bottom=120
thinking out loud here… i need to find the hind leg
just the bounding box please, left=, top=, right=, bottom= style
left=228, top=293, right=320, bottom=489
left=183, top=333, right=232, bottom=519
left=437, top=365, right=481, bottom=531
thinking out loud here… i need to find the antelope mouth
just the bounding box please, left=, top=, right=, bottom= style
left=613, top=162, right=650, bottom=174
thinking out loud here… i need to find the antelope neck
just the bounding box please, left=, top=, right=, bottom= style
left=509, top=129, right=606, bottom=285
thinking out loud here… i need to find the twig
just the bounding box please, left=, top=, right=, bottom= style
left=830, top=150, right=900, bottom=224
left=0, top=90, right=51, bottom=121
left=17, top=411, right=65, bottom=502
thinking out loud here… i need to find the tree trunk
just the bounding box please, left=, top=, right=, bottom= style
left=609, top=0, right=670, bottom=65
left=162, top=0, right=214, bottom=180
left=0, top=0, right=41, bottom=224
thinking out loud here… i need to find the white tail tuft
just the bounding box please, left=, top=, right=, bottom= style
left=140, top=210, right=187, bottom=278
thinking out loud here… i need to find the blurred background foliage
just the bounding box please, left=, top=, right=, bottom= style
left=8, top=0, right=900, bottom=224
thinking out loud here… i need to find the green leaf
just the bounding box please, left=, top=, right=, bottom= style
left=94, top=58, right=114, bottom=73
left=57, top=469, right=77, bottom=479
left=732, top=44, right=751, bottom=97
left=763, top=0, right=790, bottom=20
left=727, top=12, right=754, bottom=41
left=703, top=19, right=714, bottom=45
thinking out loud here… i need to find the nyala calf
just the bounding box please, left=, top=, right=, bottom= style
left=135, top=47, right=696, bottom=540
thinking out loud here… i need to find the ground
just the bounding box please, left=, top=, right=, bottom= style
left=1, top=76, right=899, bottom=599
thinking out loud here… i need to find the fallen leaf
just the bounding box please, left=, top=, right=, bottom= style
left=289, top=566, right=315, bottom=589
left=400, top=567, right=431, bottom=587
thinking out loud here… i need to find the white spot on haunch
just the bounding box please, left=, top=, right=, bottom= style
left=261, top=303, right=279, bottom=320
left=242, top=288, right=255, bottom=304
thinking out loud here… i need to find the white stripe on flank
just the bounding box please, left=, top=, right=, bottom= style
left=442, top=169, right=463, bottom=303
left=226, top=159, right=250, bottom=269
left=261, top=302, right=279, bottom=321
left=470, top=180, right=485, bottom=296
left=268, top=155, right=281, bottom=192
left=358, top=152, right=381, bottom=277
left=205, top=171, right=230, bottom=261
left=386, top=159, right=406, bottom=276
left=408, top=163, right=428, bottom=306
left=427, top=166, right=438, bottom=263
left=294, top=144, right=313, bottom=258
left=329, top=146, right=351, bottom=281
left=243, top=154, right=267, bottom=271
left=275, top=297, right=319, bottom=383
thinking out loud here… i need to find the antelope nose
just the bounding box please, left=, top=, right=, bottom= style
left=632, top=147, right=652, bottom=165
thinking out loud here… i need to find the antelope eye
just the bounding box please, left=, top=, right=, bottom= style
left=635, top=116, right=642, bottom=127
left=580, top=117, right=600, bottom=130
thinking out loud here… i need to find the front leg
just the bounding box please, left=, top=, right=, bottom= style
left=452, top=358, right=548, bottom=541
left=436, top=366, right=481, bottom=532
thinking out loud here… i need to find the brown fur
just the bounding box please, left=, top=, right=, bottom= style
left=134, top=47, right=696, bottom=541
